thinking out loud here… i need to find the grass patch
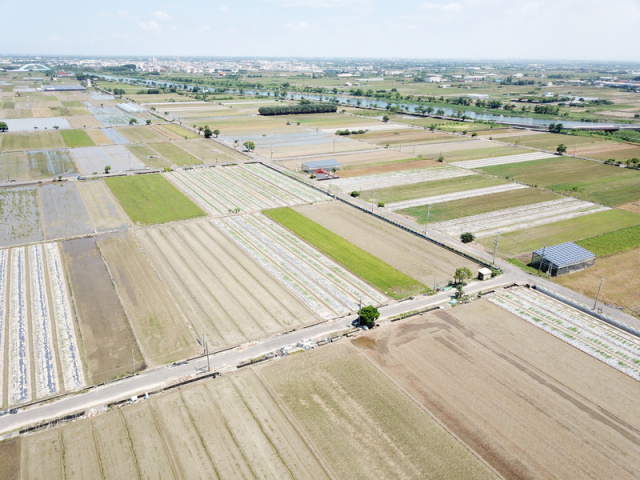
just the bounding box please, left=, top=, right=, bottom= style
left=105, top=174, right=206, bottom=225
left=576, top=224, right=640, bottom=256
left=60, top=129, right=96, bottom=148
left=401, top=187, right=559, bottom=224
left=499, top=132, right=608, bottom=150
left=264, top=207, right=428, bottom=299
left=0, top=131, right=64, bottom=152
left=507, top=258, right=543, bottom=276
left=126, top=145, right=172, bottom=169
left=479, top=209, right=640, bottom=257
left=150, top=142, right=201, bottom=166
left=116, top=126, right=168, bottom=143
left=158, top=123, right=201, bottom=139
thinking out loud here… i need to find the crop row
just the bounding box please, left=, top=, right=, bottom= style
left=454, top=151, right=552, bottom=169
left=489, top=288, right=640, bottom=381
left=213, top=213, right=386, bottom=319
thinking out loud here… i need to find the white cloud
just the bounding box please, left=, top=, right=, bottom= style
left=220, top=5, right=230, bottom=12
left=420, top=2, right=463, bottom=12
left=261, top=0, right=372, bottom=9
left=136, top=20, right=161, bottom=32
left=153, top=10, right=172, bottom=22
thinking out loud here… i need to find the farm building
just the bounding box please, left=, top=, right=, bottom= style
left=41, top=84, right=86, bottom=92
left=302, top=159, right=342, bottom=173
left=530, top=242, right=595, bottom=276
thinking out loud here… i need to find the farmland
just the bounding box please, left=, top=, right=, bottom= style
left=0, top=243, right=85, bottom=408
left=0, top=151, right=29, bottom=181
left=0, top=186, right=44, bottom=247
left=166, top=163, right=328, bottom=215
left=26, top=149, right=77, bottom=179
left=100, top=128, right=130, bottom=145
left=576, top=223, right=640, bottom=256
left=40, top=183, right=94, bottom=240
left=265, top=207, right=428, bottom=298
left=59, top=129, right=96, bottom=148
left=85, top=128, right=113, bottom=145
left=125, top=144, right=172, bottom=169
left=0, top=131, right=64, bottom=152
left=452, top=150, right=553, bottom=169
left=75, top=180, right=131, bottom=233
left=72, top=145, right=145, bottom=175
left=62, top=237, right=143, bottom=384
left=105, top=174, right=206, bottom=225
left=173, top=138, right=247, bottom=163
left=149, top=142, right=200, bottom=166
left=134, top=219, right=316, bottom=350
left=157, top=123, right=199, bottom=139
left=116, top=125, right=168, bottom=144
left=357, top=304, right=640, bottom=479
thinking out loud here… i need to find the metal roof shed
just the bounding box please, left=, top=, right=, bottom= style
left=531, top=242, right=595, bottom=276
left=302, top=158, right=342, bottom=173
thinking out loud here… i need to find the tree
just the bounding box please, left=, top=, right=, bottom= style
left=460, top=232, right=475, bottom=243
left=129, top=118, right=137, bottom=125
left=213, top=129, right=220, bottom=138
left=382, top=114, right=390, bottom=123
left=104, top=165, right=111, bottom=174
left=454, top=267, right=473, bottom=285
left=350, top=191, right=360, bottom=197
left=556, top=143, right=568, bottom=154
left=471, top=132, right=478, bottom=138
left=243, top=140, right=255, bottom=152
left=204, top=126, right=213, bottom=138
left=146, top=119, right=151, bottom=125
left=358, top=305, right=380, bottom=328
left=0, top=121, right=8, bottom=132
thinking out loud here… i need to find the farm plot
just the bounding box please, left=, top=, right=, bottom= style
left=2, top=117, right=71, bottom=132
left=452, top=151, right=553, bottom=169
left=356, top=308, right=640, bottom=480
left=59, top=129, right=95, bottom=148
left=85, top=128, right=113, bottom=146
left=62, top=237, right=143, bottom=384
left=0, top=186, right=44, bottom=247
left=173, top=138, right=247, bottom=163
left=0, top=131, right=64, bottom=152
left=71, top=145, right=144, bottom=175
left=295, top=202, right=476, bottom=286
left=134, top=220, right=315, bottom=351
left=98, top=231, right=199, bottom=366
left=95, top=114, right=144, bottom=128
left=149, top=142, right=201, bottom=166
left=40, top=183, right=94, bottom=240
left=166, top=163, right=328, bottom=215
left=26, top=149, right=77, bottom=179
left=0, top=243, right=85, bottom=408
left=0, top=151, right=29, bottom=181
left=75, top=180, right=131, bottom=232
left=330, top=164, right=474, bottom=192
left=116, top=125, right=167, bottom=144
left=278, top=148, right=410, bottom=171
left=100, top=127, right=130, bottom=145
left=489, top=287, right=640, bottom=380
left=155, top=123, right=199, bottom=140
left=214, top=213, right=387, bottom=319
left=430, top=198, right=609, bottom=238
left=125, top=144, right=172, bottom=169
left=387, top=183, right=528, bottom=210
left=259, top=342, right=494, bottom=479
left=67, top=115, right=104, bottom=129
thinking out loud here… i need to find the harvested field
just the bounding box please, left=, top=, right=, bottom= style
left=500, top=132, right=609, bottom=151
left=149, top=142, right=201, bottom=166
left=0, top=243, right=85, bottom=408
left=98, top=232, right=198, bottom=365
left=481, top=156, right=640, bottom=206
left=72, top=145, right=145, bottom=175
left=358, top=128, right=459, bottom=146
left=135, top=220, right=315, bottom=350
left=105, top=174, right=206, bottom=225
left=278, top=149, right=410, bottom=171
left=62, top=237, right=142, bottom=384
left=173, top=138, right=247, bottom=163
left=40, top=183, right=93, bottom=240
left=411, top=140, right=524, bottom=162
left=0, top=151, right=29, bottom=181
left=260, top=342, right=494, bottom=479
left=66, top=115, right=104, bottom=129
left=23, top=429, right=64, bottom=478
left=575, top=141, right=640, bottom=161
left=154, top=123, right=199, bottom=140
left=91, top=410, right=139, bottom=479
left=75, top=180, right=131, bottom=233
left=60, top=420, right=102, bottom=478
left=126, top=144, right=172, bottom=169
left=0, top=437, right=20, bottom=480
left=116, top=126, right=168, bottom=144
left=356, top=306, right=640, bottom=479
left=430, top=198, right=609, bottom=238
left=59, top=129, right=95, bottom=148
left=0, top=131, right=64, bottom=152
left=101, top=127, right=130, bottom=145
left=294, top=202, right=470, bottom=288
left=0, top=186, right=44, bottom=247
left=215, top=213, right=387, bottom=318
left=338, top=157, right=439, bottom=177
left=388, top=183, right=528, bottom=210
left=166, top=163, right=328, bottom=215
left=26, top=149, right=77, bottom=179
left=478, top=209, right=640, bottom=257
left=453, top=151, right=553, bottom=168
left=85, top=128, right=113, bottom=146
left=556, top=248, right=640, bottom=316
left=331, top=164, right=473, bottom=192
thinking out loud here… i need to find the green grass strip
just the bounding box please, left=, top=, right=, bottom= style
left=264, top=207, right=428, bottom=299
left=576, top=224, right=640, bottom=257
left=60, top=129, right=95, bottom=148
left=105, top=174, right=206, bottom=225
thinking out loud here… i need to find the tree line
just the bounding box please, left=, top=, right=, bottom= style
left=258, top=103, right=337, bottom=116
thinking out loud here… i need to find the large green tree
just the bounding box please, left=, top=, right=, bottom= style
left=0, top=121, right=8, bottom=132
left=358, top=305, right=380, bottom=328
left=454, top=267, right=473, bottom=285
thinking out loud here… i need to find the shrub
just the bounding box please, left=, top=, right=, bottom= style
left=460, top=232, right=475, bottom=243
left=350, top=191, right=360, bottom=197
left=377, top=201, right=385, bottom=207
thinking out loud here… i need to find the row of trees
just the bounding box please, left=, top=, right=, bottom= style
left=258, top=103, right=337, bottom=116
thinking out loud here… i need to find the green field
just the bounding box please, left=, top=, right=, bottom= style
left=481, top=156, right=640, bottom=206
left=60, top=129, right=96, bottom=148
left=0, top=131, right=64, bottom=152
left=105, top=174, right=206, bottom=225
left=126, top=145, right=172, bottom=169
left=265, top=207, right=428, bottom=299
left=400, top=187, right=559, bottom=224
left=362, top=174, right=505, bottom=203
left=499, top=132, right=609, bottom=150
left=116, top=126, right=168, bottom=143
left=150, top=142, right=202, bottom=166
left=479, top=209, right=640, bottom=257
left=576, top=224, right=640, bottom=257
left=158, top=123, right=200, bottom=139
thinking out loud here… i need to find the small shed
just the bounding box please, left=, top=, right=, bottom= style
left=478, top=268, right=492, bottom=281
left=302, top=158, right=342, bottom=173
left=531, top=242, right=595, bottom=276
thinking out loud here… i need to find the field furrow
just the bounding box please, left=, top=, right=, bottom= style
left=243, top=163, right=328, bottom=203
left=8, top=248, right=30, bottom=405
left=0, top=250, right=6, bottom=406
left=216, top=167, right=288, bottom=209
left=454, top=151, right=553, bottom=169
left=163, top=169, right=228, bottom=215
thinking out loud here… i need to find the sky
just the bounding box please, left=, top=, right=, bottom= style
left=1, top=0, right=639, bottom=62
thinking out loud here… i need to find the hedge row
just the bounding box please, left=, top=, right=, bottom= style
left=258, top=103, right=337, bottom=116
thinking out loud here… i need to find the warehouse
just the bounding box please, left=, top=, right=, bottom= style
left=530, top=242, right=595, bottom=276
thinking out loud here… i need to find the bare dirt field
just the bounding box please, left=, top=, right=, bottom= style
left=259, top=342, right=494, bottom=479
left=555, top=247, right=640, bottom=316
left=355, top=306, right=640, bottom=479
left=62, top=237, right=143, bottom=384
left=75, top=180, right=131, bottom=233
left=40, top=183, right=94, bottom=240
left=359, top=128, right=461, bottom=146
left=98, top=231, right=200, bottom=366
left=337, top=158, right=440, bottom=178
left=85, top=128, right=114, bottom=146
left=67, top=115, right=104, bottom=129
left=295, top=202, right=477, bottom=284
left=575, top=141, right=640, bottom=161
left=134, top=219, right=317, bottom=351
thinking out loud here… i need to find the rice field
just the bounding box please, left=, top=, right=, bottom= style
left=166, top=163, right=329, bottom=215
left=59, top=129, right=95, bottom=148
left=0, top=243, right=85, bottom=408
left=26, top=149, right=77, bottom=179
left=0, top=131, right=64, bottom=152
left=149, top=142, right=201, bottom=166
left=71, top=145, right=145, bottom=175
left=115, top=126, right=168, bottom=144
left=0, top=151, right=29, bottom=182
left=40, top=183, right=94, bottom=240
left=0, top=186, right=44, bottom=247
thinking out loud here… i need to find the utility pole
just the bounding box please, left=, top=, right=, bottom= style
left=132, top=349, right=135, bottom=375
left=205, top=340, right=211, bottom=372
left=492, top=233, right=500, bottom=265
left=593, top=277, right=605, bottom=310
left=433, top=274, right=436, bottom=291
left=371, top=188, right=375, bottom=211
left=426, top=204, right=432, bottom=227
left=537, top=245, right=546, bottom=276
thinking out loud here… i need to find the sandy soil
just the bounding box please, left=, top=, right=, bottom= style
left=356, top=307, right=640, bottom=479
left=295, top=202, right=477, bottom=284
left=619, top=201, right=640, bottom=215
